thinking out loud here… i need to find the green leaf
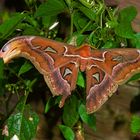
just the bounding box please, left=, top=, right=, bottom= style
left=127, top=73, right=140, bottom=82
left=73, top=11, right=96, bottom=32
left=68, top=33, right=87, bottom=46
left=76, top=34, right=87, bottom=46
left=115, top=6, right=137, bottom=38
left=45, top=97, right=56, bottom=113
left=35, top=0, right=67, bottom=17
left=79, top=103, right=96, bottom=131
left=131, top=33, right=140, bottom=48
left=4, top=98, right=39, bottom=140
left=25, top=15, right=38, bottom=27
left=0, top=13, right=25, bottom=40
left=77, top=72, right=85, bottom=88
left=25, top=79, right=37, bottom=92
left=78, top=5, right=96, bottom=20
left=73, top=12, right=87, bottom=31
left=18, top=61, right=33, bottom=76
left=59, top=125, right=75, bottom=140
left=79, top=0, right=93, bottom=8
left=119, top=6, right=137, bottom=22
left=22, top=26, right=40, bottom=35
left=42, top=16, right=57, bottom=29
left=62, top=95, right=79, bottom=127
left=131, top=115, right=140, bottom=133
left=102, top=41, right=117, bottom=49
left=88, top=32, right=99, bottom=46
left=106, top=20, right=118, bottom=28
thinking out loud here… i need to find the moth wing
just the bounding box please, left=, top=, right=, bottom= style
left=0, top=36, right=79, bottom=107
left=86, top=49, right=140, bottom=113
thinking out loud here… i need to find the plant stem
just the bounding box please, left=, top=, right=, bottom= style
left=80, top=20, right=92, bottom=34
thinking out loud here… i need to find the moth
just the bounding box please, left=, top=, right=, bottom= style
left=0, top=36, right=140, bottom=113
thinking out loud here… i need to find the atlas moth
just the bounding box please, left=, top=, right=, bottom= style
left=0, top=36, right=140, bottom=113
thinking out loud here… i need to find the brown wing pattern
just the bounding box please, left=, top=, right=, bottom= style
left=0, top=36, right=140, bottom=113
left=0, top=36, right=79, bottom=107
left=85, top=49, right=140, bottom=113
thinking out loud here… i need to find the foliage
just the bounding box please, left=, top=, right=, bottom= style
left=59, top=124, right=75, bottom=140
left=79, top=103, right=96, bottom=131
left=0, top=0, right=139, bottom=140
left=4, top=96, right=39, bottom=140
left=131, top=115, right=140, bottom=134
